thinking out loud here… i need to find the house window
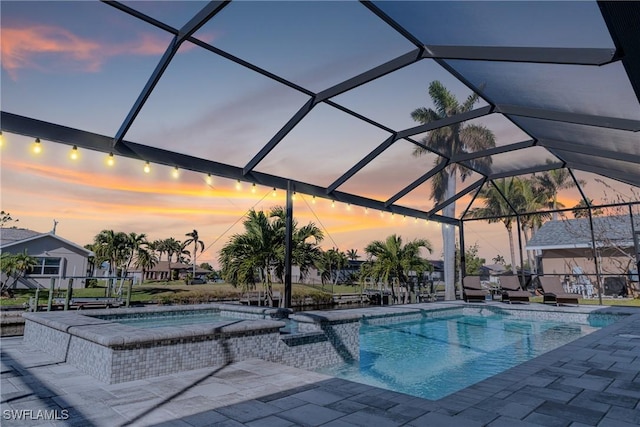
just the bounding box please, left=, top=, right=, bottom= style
left=30, top=257, right=62, bottom=275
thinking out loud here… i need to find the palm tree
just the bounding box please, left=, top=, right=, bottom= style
left=363, top=234, right=432, bottom=303
left=219, top=207, right=324, bottom=306
left=162, top=237, right=182, bottom=281
left=346, top=249, right=360, bottom=261
left=533, top=166, right=584, bottom=220
left=411, top=81, right=495, bottom=300
left=219, top=209, right=280, bottom=305
left=0, top=250, right=38, bottom=297
left=468, top=178, right=521, bottom=274
left=572, top=198, right=604, bottom=218
left=516, top=178, right=551, bottom=273
left=148, top=239, right=164, bottom=265
left=184, top=230, right=205, bottom=282
left=134, top=248, right=158, bottom=282
left=93, top=230, right=129, bottom=277
left=285, top=217, right=324, bottom=283
left=123, top=232, right=147, bottom=273
left=317, top=248, right=348, bottom=287
left=116, top=232, right=147, bottom=294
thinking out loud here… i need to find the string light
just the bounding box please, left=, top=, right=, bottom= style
left=33, top=138, right=42, bottom=154
left=364, top=207, right=368, bottom=214
left=143, top=161, right=151, bottom=173
left=331, top=200, right=335, bottom=208
left=235, top=180, right=242, bottom=190
left=0, top=131, right=4, bottom=148
left=205, top=174, right=213, bottom=185
left=69, top=145, right=78, bottom=160
left=312, top=195, right=316, bottom=204
left=172, top=167, right=179, bottom=178
left=292, top=192, right=296, bottom=200
left=347, top=203, right=351, bottom=211
left=106, top=152, right=115, bottom=166
left=272, top=188, right=277, bottom=197
left=251, top=183, right=257, bottom=193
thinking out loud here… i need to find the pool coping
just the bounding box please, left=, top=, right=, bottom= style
left=22, top=303, right=288, bottom=347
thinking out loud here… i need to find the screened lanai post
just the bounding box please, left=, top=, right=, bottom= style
left=569, top=168, right=602, bottom=304
left=458, top=221, right=466, bottom=300
left=516, top=215, right=526, bottom=287
left=587, top=208, right=603, bottom=305
left=630, top=205, right=639, bottom=274
left=284, top=181, right=293, bottom=308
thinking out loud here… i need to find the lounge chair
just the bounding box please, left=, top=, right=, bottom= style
left=538, top=276, right=580, bottom=306
left=499, top=276, right=531, bottom=303
left=462, top=276, right=489, bottom=302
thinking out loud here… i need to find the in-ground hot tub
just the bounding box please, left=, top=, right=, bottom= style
left=21, top=303, right=362, bottom=384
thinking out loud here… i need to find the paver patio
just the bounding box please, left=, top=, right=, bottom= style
left=1, top=304, right=639, bottom=426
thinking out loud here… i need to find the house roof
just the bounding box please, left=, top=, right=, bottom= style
left=0, top=228, right=42, bottom=246
left=526, top=215, right=640, bottom=251
left=0, top=228, right=93, bottom=256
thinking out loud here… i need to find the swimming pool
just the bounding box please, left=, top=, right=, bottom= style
left=317, top=312, right=616, bottom=400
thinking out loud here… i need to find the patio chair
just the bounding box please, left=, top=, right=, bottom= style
left=462, top=276, right=489, bottom=303
left=538, top=276, right=580, bottom=306
left=499, top=275, right=531, bottom=304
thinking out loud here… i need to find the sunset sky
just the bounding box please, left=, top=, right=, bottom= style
left=1, top=1, right=635, bottom=268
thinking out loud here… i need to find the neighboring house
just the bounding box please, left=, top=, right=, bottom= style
left=128, top=260, right=210, bottom=282
left=526, top=215, right=640, bottom=282
left=0, top=228, right=93, bottom=289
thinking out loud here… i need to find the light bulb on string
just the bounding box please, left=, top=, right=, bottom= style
left=69, top=145, right=79, bottom=160
left=106, top=153, right=115, bottom=166
left=272, top=188, right=277, bottom=197
left=205, top=174, right=213, bottom=185
left=235, top=180, right=242, bottom=191
left=143, top=162, right=151, bottom=173
left=251, top=183, right=257, bottom=193
left=33, top=138, right=42, bottom=154
left=172, top=167, right=179, bottom=179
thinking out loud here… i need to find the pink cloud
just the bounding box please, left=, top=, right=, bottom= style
left=2, top=24, right=171, bottom=79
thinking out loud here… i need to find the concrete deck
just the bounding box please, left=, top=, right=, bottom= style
left=2, top=304, right=639, bottom=426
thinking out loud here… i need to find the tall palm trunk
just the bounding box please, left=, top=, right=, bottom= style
left=522, top=225, right=533, bottom=273
left=389, top=277, right=397, bottom=304
left=443, top=172, right=457, bottom=300
left=506, top=225, right=517, bottom=275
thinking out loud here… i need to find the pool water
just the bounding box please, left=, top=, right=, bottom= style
left=110, top=311, right=298, bottom=333
left=112, top=312, right=238, bottom=328
left=317, top=313, right=610, bottom=400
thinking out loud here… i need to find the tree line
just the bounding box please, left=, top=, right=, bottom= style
left=84, top=229, right=207, bottom=283
left=218, top=206, right=434, bottom=306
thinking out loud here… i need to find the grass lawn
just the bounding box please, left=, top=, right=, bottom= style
left=0, top=281, right=337, bottom=307
left=3, top=281, right=639, bottom=308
